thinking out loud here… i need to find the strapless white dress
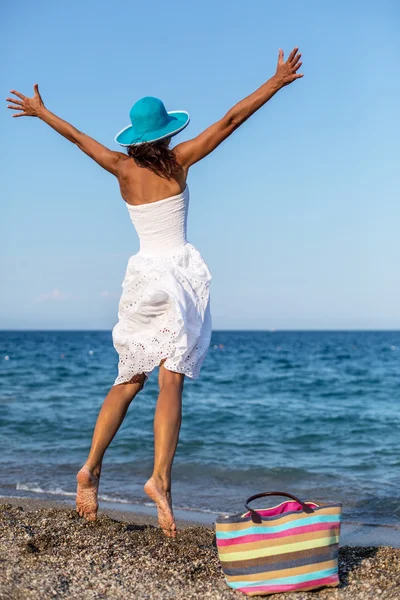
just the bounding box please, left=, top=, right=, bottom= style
left=112, top=185, right=212, bottom=388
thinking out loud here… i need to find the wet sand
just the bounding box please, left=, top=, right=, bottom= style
left=1, top=497, right=399, bottom=599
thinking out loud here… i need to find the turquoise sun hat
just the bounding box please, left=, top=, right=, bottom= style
left=115, top=96, right=190, bottom=146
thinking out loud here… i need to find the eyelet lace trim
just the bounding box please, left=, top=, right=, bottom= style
left=112, top=243, right=212, bottom=386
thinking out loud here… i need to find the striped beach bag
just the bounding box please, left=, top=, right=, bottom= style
left=215, top=491, right=342, bottom=596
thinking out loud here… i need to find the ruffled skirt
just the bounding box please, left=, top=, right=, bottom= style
left=112, top=242, right=212, bottom=387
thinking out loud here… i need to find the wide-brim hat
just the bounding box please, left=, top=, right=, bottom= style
left=115, top=96, right=190, bottom=146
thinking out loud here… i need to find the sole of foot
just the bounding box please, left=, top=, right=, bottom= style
left=76, top=465, right=99, bottom=521
left=144, top=476, right=177, bottom=538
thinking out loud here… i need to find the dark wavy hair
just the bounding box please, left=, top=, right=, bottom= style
left=127, top=137, right=181, bottom=179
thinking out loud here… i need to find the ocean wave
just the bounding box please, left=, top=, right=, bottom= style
left=13, top=484, right=221, bottom=515
left=16, top=483, right=130, bottom=504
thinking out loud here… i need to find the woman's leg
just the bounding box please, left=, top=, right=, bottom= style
left=76, top=373, right=146, bottom=521
left=144, top=360, right=184, bottom=537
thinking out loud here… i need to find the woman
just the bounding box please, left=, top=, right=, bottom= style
left=7, top=47, right=302, bottom=538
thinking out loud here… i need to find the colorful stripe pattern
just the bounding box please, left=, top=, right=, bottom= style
left=215, top=499, right=342, bottom=596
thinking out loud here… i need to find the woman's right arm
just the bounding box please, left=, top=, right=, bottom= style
left=174, top=47, right=302, bottom=169
left=6, top=84, right=126, bottom=175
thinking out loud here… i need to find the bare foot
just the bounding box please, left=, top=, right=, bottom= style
left=76, top=465, right=99, bottom=521
left=144, top=476, right=176, bottom=538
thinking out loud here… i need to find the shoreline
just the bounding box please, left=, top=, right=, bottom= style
left=2, top=494, right=400, bottom=549
left=1, top=496, right=399, bottom=599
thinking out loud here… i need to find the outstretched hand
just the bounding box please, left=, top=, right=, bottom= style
left=6, top=84, right=45, bottom=117
left=275, top=48, right=303, bottom=87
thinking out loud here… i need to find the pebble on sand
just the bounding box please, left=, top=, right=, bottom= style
left=1, top=501, right=399, bottom=600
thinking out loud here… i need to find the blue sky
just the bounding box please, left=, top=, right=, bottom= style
left=1, top=0, right=399, bottom=330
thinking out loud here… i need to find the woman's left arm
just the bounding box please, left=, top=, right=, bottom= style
left=6, top=84, right=125, bottom=175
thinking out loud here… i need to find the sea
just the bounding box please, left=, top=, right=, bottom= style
left=1, top=330, right=399, bottom=530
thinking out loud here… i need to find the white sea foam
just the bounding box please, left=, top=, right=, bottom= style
left=16, top=483, right=130, bottom=504
left=14, top=483, right=219, bottom=514
left=17, top=483, right=75, bottom=497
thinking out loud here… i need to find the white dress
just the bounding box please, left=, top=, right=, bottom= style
left=112, top=185, right=212, bottom=388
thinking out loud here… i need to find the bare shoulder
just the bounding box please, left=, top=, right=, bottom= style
left=172, top=143, right=189, bottom=168
left=116, top=153, right=135, bottom=175
left=114, top=151, right=130, bottom=164
left=115, top=150, right=129, bottom=159
left=173, top=115, right=234, bottom=169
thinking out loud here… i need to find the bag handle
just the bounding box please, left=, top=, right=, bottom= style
left=244, top=491, right=315, bottom=517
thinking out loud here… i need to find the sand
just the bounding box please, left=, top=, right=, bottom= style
left=0, top=497, right=399, bottom=600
